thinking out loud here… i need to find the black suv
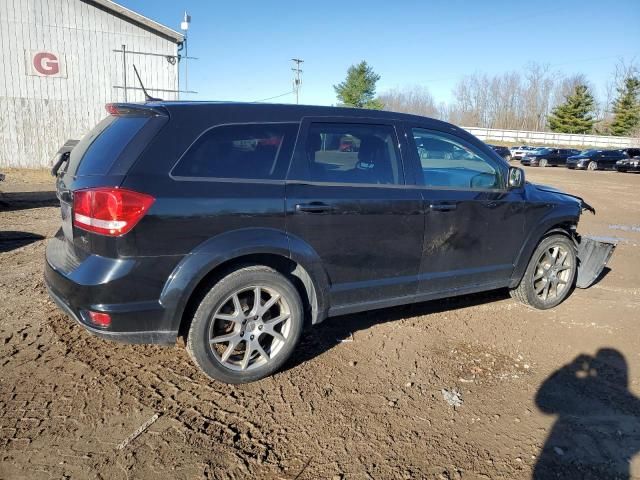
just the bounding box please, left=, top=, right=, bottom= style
left=46, top=102, right=611, bottom=383
left=520, top=148, right=580, bottom=167
left=566, top=149, right=628, bottom=170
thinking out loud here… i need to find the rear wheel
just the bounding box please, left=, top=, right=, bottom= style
left=186, top=266, right=304, bottom=383
left=587, top=161, right=598, bottom=171
left=539, top=158, right=548, bottom=167
left=510, top=234, right=577, bottom=309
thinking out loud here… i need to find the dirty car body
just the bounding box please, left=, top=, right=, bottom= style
left=44, top=102, right=615, bottom=382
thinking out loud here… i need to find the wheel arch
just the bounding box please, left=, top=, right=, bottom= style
left=159, top=228, right=331, bottom=341
left=509, top=216, right=578, bottom=289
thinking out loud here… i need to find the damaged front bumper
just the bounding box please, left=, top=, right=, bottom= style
left=575, top=235, right=616, bottom=289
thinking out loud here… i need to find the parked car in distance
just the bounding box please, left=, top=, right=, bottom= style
left=45, top=102, right=613, bottom=384
left=566, top=149, right=629, bottom=170
left=520, top=148, right=581, bottom=167
left=510, top=145, right=537, bottom=160
left=488, top=144, right=512, bottom=161
left=620, top=148, right=640, bottom=159
left=615, top=149, right=640, bottom=173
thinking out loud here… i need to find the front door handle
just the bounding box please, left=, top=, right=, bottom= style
left=429, top=202, right=457, bottom=212
left=295, top=202, right=333, bottom=213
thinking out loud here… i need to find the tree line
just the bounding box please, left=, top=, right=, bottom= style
left=334, top=60, right=640, bottom=137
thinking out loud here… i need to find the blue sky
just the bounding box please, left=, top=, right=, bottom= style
left=119, top=0, right=639, bottom=106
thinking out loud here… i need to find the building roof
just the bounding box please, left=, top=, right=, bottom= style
left=83, top=0, right=185, bottom=43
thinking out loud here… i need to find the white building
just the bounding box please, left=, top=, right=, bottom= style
left=0, top=0, right=184, bottom=168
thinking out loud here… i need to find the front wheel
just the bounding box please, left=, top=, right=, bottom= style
left=587, top=161, right=598, bottom=171
left=510, top=234, right=577, bottom=309
left=186, top=266, right=304, bottom=383
left=539, top=158, right=548, bottom=167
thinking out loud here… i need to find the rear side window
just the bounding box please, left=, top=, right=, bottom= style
left=68, top=116, right=149, bottom=176
left=172, top=123, right=298, bottom=180
left=305, top=123, right=402, bottom=185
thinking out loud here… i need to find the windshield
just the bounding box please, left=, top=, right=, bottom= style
left=534, top=148, right=551, bottom=154
left=581, top=150, right=598, bottom=156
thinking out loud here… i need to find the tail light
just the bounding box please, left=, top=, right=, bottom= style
left=73, top=187, right=155, bottom=236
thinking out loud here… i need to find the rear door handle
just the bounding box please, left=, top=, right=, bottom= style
left=429, top=202, right=457, bottom=212
left=295, top=202, right=333, bottom=213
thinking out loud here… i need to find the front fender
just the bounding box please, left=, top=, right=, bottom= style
left=509, top=208, right=579, bottom=288
left=159, top=228, right=330, bottom=333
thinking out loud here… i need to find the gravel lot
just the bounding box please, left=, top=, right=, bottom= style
left=1, top=166, right=639, bottom=479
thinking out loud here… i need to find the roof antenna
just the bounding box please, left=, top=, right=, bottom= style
left=132, top=64, right=162, bottom=102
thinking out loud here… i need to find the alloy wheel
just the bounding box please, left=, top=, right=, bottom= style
left=533, top=245, right=573, bottom=302
left=587, top=161, right=598, bottom=171
left=208, top=285, right=291, bottom=371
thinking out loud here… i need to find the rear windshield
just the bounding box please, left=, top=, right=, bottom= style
left=67, top=116, right=149, bottom=176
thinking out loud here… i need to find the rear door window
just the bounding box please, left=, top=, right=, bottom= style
left=172, top=123, right=298, bottom=180
left=67, top=116, right=149, bottom=176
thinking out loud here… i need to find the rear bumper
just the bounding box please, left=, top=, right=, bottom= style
left=46, top=282, right=176, bottom=344
left=44, top=235, right=180, bottom=345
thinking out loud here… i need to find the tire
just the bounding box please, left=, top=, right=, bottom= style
left=186, top=266, right=304, bottom=384
left=539, top=158, right=548, bottom=167
left=587, top=161, right=598, bottom=171
left=510, top=234, right=577, bottom=310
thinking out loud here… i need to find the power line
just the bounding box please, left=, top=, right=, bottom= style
left=291, top=58, right=304, bottom=104
left=253, top=90, right=294, bottom=102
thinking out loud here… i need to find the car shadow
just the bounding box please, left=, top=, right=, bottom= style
left=0, top=191, right=58, bottom=212
left=589, top=266, right=611, bottom=287
left=0, top=231, right=46, bottom=253
left=284, top=289, right=510, bottom=371
left=533, top=349, right=640, bottom=479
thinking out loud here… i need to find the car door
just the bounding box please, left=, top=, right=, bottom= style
left=403, top=125, right=526, bottom=294
left=550, top=149, right=561, bottom=165
left=285, top=118, right=425, bottom=309
left=557, top=149, right=569, bottom=165
left=604, top=151, right=623, bottom=169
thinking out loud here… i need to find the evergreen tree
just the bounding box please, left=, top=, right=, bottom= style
left=547, top=84, right=595, bottom=134
left=610, top=77, right=640, bottom=136
left=334, top=61, right=383, bottom=109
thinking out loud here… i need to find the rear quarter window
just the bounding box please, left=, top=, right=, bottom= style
left=171, top=123, right=299, bottom=180
left=68, top=116, right=150, bottom=176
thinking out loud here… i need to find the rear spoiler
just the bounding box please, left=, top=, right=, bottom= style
left=105, top=103, right=169, bottom=118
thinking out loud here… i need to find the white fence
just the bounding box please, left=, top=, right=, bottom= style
left=462, top=127, right=640, bottom=148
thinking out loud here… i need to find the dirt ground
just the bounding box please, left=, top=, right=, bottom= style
left=1, top=166, right=639, bottom=479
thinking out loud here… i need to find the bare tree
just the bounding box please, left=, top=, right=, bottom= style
left=378, top=86, right=439, bottom=117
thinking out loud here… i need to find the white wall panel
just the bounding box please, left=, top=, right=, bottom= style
left=0, top=0, right=180, bottom=168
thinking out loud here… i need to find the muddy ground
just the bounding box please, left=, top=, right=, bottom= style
left=1, top=166, right=639, bottom=479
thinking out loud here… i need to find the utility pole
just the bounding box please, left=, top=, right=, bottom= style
left=291, top=58, right=304, bottom=104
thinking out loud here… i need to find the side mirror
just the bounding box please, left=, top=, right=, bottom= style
left=508, top=166, right=525, bottom=189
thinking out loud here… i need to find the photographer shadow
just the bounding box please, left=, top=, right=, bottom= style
left=534, top=349, right=640, bottom=479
